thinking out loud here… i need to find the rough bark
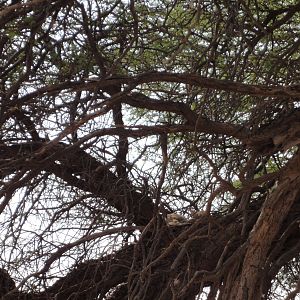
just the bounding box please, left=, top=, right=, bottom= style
left=223, top=152, right=300, bottom=300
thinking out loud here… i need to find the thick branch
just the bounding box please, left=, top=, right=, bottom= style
left=14, top=72, right=300, bottom=109
left=0, top=143, right=154, bottom=225
left=232, top=152, right=300, bottom=300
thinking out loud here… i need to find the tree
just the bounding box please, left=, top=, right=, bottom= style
left=0, top=0, right=300, bottom=299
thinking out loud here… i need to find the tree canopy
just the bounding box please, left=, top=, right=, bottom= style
left=0, top=0, right=300, bottom=299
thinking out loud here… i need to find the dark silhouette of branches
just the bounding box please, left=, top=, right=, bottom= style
left=1, top=1, right=300, bottom=299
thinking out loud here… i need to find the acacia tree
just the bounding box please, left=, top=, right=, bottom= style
left=0, top=0, right=300, bottom=299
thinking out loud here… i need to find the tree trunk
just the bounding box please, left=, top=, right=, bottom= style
left=223, top=152, right=300, bottom=300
